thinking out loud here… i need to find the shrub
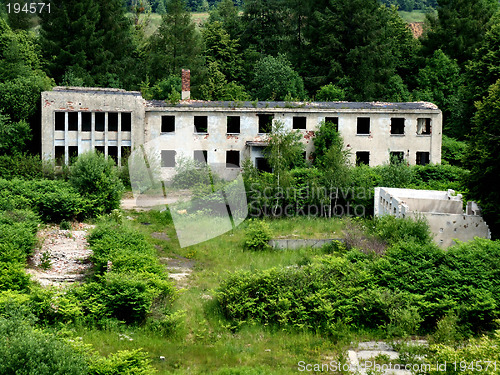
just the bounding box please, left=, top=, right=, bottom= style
left=89, top=349, right=157, bottom=375
left=244, top=219, right=272, bottom=251
left=0, top=154, right=44, bottom=180
left=368, top=215, right=433, bottom=246
left=69, top=151, right=124, bottom=216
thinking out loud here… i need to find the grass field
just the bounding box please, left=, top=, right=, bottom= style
left=398, top=10, right=434, bottom=23
left=75, top=211, right=357, bottom=374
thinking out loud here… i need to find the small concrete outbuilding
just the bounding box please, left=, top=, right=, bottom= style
left=374, top=187, right=491, bottom=248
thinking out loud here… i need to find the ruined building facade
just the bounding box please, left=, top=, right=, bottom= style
left=41, top=86, right=442, bottom=175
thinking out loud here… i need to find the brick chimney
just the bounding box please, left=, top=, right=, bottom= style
left=181, top=69, right=190, bottom=100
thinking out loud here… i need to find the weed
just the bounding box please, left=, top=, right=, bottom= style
left=40, top=251, right=51, bottom=270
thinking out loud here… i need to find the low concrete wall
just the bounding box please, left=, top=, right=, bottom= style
left=269, top=238, right=343, bottom=250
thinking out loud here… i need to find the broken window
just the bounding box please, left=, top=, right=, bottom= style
left=356, top=151, right=370, bottom=166
left=161, top=150, right=176, bottom=168
left=55, top=146, right=65, bottom=166
left=293, top=116, right=306, bottom=130
left=95, top=112, right=105, bottom=132
left=68, top=112, right=78, bottom=131
left=55, top=112, right=65, bottom=131
left=390, top=118, right=405, bottom=135
left=108, top=112, right=118, bottom=132
left=68, top=146, right=78, bottom=165
left=390, top=151, right=405, bottom=164
left=357, top=117, right=370, bottom=135
left=82, top=112, right=91, bottom=132
left=95, top=146, right=105, bottom=154
left=194, top=116, right=208, bottom=133
left=121, top=146, right=131, bottom=167
left=108, top=146, right=118, bottom=164
left=255, top=157, right=272, bottom=172
left=325, top=117, right=339, bottom=132
left=227, top=116, right=240, bottom=133
left=161, top=115, right=175, bottom=133
left=121, top=113, right=132, bottom=132
left=194, top=150, right=207, bottom=165
left=258, top=114, right=273, bottom=133
left=226, top=150, right=240, bottom=168
left=417, top=118, right=431, bottom=135
left=416, top=151, right=430, bottom=165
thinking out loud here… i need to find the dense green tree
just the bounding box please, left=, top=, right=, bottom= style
left=0, top=114, right=31, bottom=155
left=198, top=61, right=249, bottom=100
left=148, top=0, right=204, bottom=93
left=315, top=84, right=346, bottom=101
left=39, top=0, right=136, bottom=87
left=466, top=79, right=500, bottom=238
left=422, top=0, right=499, bottom=65
left=251, top=54, right=305, bottom=100
left=208, top=0, right=241, bottom=40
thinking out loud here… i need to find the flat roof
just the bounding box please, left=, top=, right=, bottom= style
left=51, top=86, right=142, bottom=96
left=147, top=100, right=440, bottom=111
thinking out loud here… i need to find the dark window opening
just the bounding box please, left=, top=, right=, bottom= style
left=357, top=117, right=370, bottom=135
left=108, top=112, right=118, bottom=132
left=82, top=112, right=91, bottom=132
left=121, top=113, right=132, bottom=132
left=108, top=146, right=118, bottom=164
left=226, top=150, right=240, bottom=168
left=302, top=151, right=307, bottom=160
left=390, top=118, right=405, bottom=135
left=227, top=116, right=240, bottom=133
left=161, top=115, right=175, bottom=133
left=416, top=151, right=430, bottom=165
left=68, top=146, right=78, bottom=165
left=417, top=118, right=431, bottom=135
left=258, top=114, right=273, bottom=133
left=121, top=146, right=131, bottom=167
left=55, top=112, right=65, bottom=131
left=390, top=151, right=405, bottom=164
left=356, top=151, right=370, bottom=166
left=325, top=117, right=339, bottom=132
left=194, top=150, right=207, bottom=165
left=95, top=146, right=105, bottom=154
left=161, top=150, right=176, bottom=168
left=194, top=116, right=208, bottom=133
left=293, top=116, right=307, bottom=130
left=55, top=146, right=65, bottom=166
left=256, top=157, right=272, bottom=173
left=68, top=112, right=78, bottom=131
left=95, top=112, right=105, bottom=132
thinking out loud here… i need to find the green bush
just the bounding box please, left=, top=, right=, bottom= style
left=0, top=154, right=46, bottom=180
left=368, top=215, right=433, bottom=246
left=89, top=348, right=157, bottom=375
left=69, top=151, right=124, bottom=216
left=244, top=219, right=272, bottom=251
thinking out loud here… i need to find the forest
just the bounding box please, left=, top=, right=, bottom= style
left=1, top=0, right=500, bottom=373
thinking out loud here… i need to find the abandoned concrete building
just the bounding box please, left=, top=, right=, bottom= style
left=41, top=79, right=442, bottom=175
left=374, top=187, right=491, bottom=247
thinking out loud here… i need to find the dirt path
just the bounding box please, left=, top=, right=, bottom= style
left=27, top=224, right=95, bottom=287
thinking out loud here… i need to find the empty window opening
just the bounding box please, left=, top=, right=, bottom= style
left=325, top=117, right=339, bottom=132
left=357, top=117, right=370, bottom=135
left=95, top=146, right=105, bottom=154
left=226, top=150, right=240, bottom=168
left=390, top=151, right=405, bottom=164
left=390, top=118, right=405, bottom=135
left=121, top=113, right=132, bottom=132
left=416, top=151, right=430, bottom=165
left=121, top=146, right=131, bottom=167
left=108, top=112, right=118, bottom=132
left=256, top=157, right=272, bottom=172
left=258, top=114, right=273, bottom=133
left=55, top=146, right=65, bottom=166
left=356, top=151, right=370, bottom=166
left=227, top=116, right=240, bottom=133
left=194, top=150, right=208, bottom=165
left=161, top=115, right=175, bottom=133
left=417, top=118, right=431, bottom=135
left=95, top=112, right=105, bottom=132
left=82, top=112, right=91, bottom=132
left=55, top=112, right=65, bottom=131
left=194, top=116, right=208, bottom=133
left=293, top=116, right=307, bottom=130
left=108, top=146, right=118, bottom=164
left=161, top=150, right=176, bottom=168
left=68, top=112, right=78, bottom=131
left=68, top=146, right=78, bottom=165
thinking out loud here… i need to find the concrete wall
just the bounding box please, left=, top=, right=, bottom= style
left=374, top=187, right=491, bottom=248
